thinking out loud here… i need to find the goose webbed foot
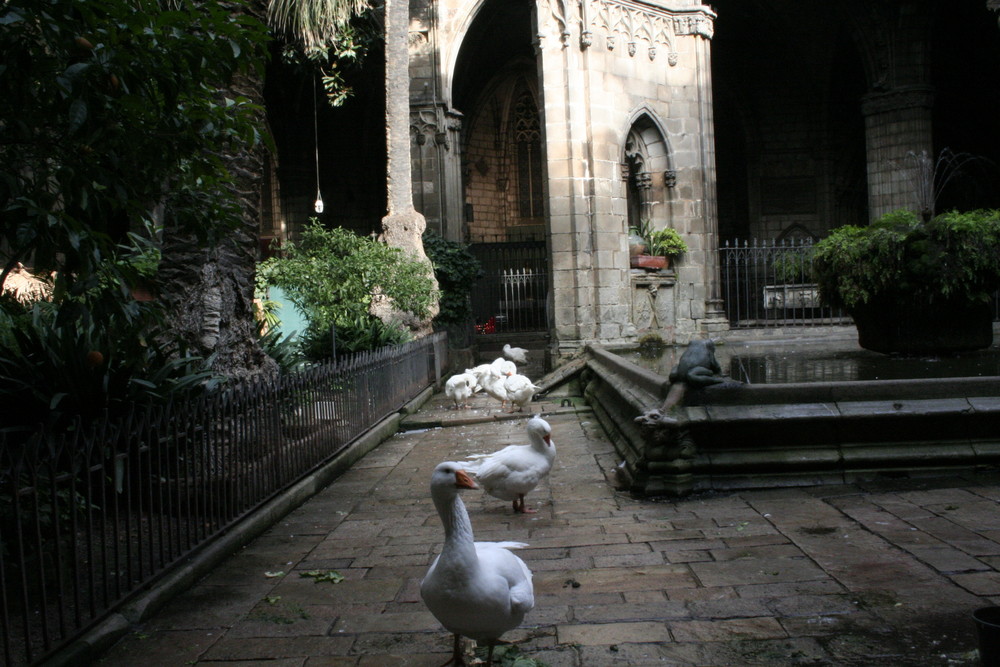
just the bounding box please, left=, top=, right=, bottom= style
left=438, top=633, right=465, bottom=666
left=513, top=495, right=537, bottom=514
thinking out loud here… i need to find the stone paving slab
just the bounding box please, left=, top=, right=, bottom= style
left=97, top=385, right=1000, bottom=666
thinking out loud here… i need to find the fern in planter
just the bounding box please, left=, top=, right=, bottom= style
left=813, top=209, right=1000, bottom=309
left=812, top=208, right=1000, bottom=353
left=647, top=227, right=689, bottom=257
left=771, top=248, right=815, bottom=284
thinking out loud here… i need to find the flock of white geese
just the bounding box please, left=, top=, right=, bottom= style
left=444, top=343, right=540, bottom=413
left=422, top=345, right=554, bottom=666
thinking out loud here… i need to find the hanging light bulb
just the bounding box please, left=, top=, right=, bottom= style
left=312, top=76, right=324, bottom=215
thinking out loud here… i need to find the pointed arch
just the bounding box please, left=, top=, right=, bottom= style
left=620, top=110, right=675, bottom=232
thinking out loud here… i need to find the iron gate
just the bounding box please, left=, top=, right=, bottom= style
left=468, top=241, right=548, bottom=335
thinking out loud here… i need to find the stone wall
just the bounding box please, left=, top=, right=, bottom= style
left=534, top=0, right=720, bottom=356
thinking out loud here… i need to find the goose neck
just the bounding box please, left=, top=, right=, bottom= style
left=435, top=493, right=477, bottom=558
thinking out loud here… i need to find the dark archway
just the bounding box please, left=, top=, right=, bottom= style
left=263, top=36, right=387, bottom=243
left=710, top=1, right=868, bottom=241
left=930, top=1, right=1000, bottom=212
left=453, top=0, right=547, bottom=335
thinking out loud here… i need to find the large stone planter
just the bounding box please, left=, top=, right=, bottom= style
left=850, top=296, right=994, bottom=355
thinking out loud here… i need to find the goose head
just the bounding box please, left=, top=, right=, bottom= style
left=431, top=462, right=478, bottom=496
left=526, top=415, right=553, bottom=451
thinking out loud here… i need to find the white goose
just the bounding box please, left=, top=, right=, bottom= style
left=502, top=343, right=528, bottom=364
left=490, top=357, right=516, bottom=377
left=464, top=364, right=493, bottom=392
left=504, top=373, right=540, bottom=413
left=420, top=462, right=535, bottom=667
left=475, top=362, right=515, bottom=411
left=445, top=372, right=477, bottom=409
left=467, top=416, right=555, bottom=514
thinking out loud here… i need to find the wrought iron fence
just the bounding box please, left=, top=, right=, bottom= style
left=720, top=238, right=850, bottom=328
left=468, top=241, right=548, bottom=335
left=0, top=332, right=446, bottom=666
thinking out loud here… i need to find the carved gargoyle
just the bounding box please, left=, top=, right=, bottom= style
left=635, top=338, right=728, bottom=427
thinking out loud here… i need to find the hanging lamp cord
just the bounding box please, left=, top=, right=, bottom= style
left=313, top=80, right=320, bottom=196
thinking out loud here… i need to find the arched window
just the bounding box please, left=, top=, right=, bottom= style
left=622, top=115, right=672, bottom=231
left=513, top=91, right=543, bottom=220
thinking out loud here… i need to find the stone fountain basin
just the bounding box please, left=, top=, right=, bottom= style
left=583, top=345, right=1000, bottom=497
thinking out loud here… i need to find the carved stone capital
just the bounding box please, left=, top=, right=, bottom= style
left=860, top=86, right=935, bottom=116
left=584, top=0, right=714, bottom=66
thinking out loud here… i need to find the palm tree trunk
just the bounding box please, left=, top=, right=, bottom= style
left=377, top=0, right=439, bottom=333
left=158, top=0, right=278, bottom=381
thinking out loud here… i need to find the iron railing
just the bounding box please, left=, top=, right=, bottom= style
left=0, top=332, right=446, bottom=666
left=469, top=241, right=548, bottom=335
left=720, top=238, right=849, bottom=328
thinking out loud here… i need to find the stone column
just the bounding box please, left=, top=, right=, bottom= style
left=379, top=0, right=439, bottom=334
left=860, top=86, right=934, bottom=220
left=691, top=20, right=728, bottom=333
left=537, top=1, right=596, bottom=353
left=410, top=104, right=464, bottom=240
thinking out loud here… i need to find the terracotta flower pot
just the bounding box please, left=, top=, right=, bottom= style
left=630, top=255, right=671, bottom=270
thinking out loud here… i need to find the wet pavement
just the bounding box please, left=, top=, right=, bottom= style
left=96, top=382, right=1000, bottom=666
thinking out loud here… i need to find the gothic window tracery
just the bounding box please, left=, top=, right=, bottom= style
left=513, top=91, right=544, bottom=220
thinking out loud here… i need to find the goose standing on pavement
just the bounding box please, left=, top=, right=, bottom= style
left=445, top=372, right=477, bottom=409
left=504, top=373, right=540, bottom=413
left=475, top=361, right=515, bottom=411
left=467, top=415, right=555, bottom=514
left=502, top=343, right=528, bottom=364
left=420, top=462, right=535, bottom=666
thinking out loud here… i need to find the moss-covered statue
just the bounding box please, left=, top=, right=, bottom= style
left=636, top=338, right=730, bottom=427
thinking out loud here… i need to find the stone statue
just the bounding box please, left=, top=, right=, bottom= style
left=635, top=338, right=728, bottom=427
left=668, top=338, right=725, bottom=388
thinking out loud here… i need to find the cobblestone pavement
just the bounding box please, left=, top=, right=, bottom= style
left=98, top=387, right=1000, bottom=666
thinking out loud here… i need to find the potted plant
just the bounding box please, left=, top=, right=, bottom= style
left=764, top=247, right=821, bottom=310
left=813, top=208, right=1000, bottom=354
left=630, top=221, right=688, bottom=270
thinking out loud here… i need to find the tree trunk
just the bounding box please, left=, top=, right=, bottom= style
left=157, top=0, right=277, bottom=381
left=377, top=0, right=439, bottom=335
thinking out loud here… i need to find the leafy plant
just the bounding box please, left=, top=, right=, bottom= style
left=259, top=220, right=438, bottom=358
left=257, top=324, right=305, bottom=374
left=474, top=644, right=549, bottom=667
left=0, top=0, right=268, bottom=320
left=297, top=313, right=410, bottom=358
left=647, top=227, right=689, bottom=257
left=813, top=209, right=1000, bottom=310
left=276, top=12, right=378, bottom=108
left=771, top=248, right=815, bottom=284
left=422, top=231, right=482, bottom=327
left=630, top=221, right=688, bottom=257
left=0, top=301, right=220, bottom=440
left=0, top=226, right=222, bottom=439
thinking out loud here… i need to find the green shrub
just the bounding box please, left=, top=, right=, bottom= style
left=0, top=300, right=219, bottom=440
left=813, top=209, right=1000, bottom=310
left=0, top=225, right=220, bottom=439
left=771, top=248, right=815, bottom=284
left=422, top=231, right=481, bottom=327
left=259, top=220, right=437, bottom=358
left=647, top=227, right=689, bottom=257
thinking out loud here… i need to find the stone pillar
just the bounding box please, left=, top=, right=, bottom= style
left=408, top=2, right=465, bottom=241
left=410, top=104, right=465, bottom=240
left=860, top=86, right=934, bottom=220
left=691, top=20, right=728, bottom=334
left=537, top=0, right=641, bottom=356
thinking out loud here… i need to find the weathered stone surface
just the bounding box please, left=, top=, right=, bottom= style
left=96, top=389, right=1000, bottom=666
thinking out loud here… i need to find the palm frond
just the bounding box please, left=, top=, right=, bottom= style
left=267, top=0, right=371, bottom=50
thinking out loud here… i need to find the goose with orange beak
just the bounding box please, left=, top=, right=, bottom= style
left=420, top=462, right=535, bottom=666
